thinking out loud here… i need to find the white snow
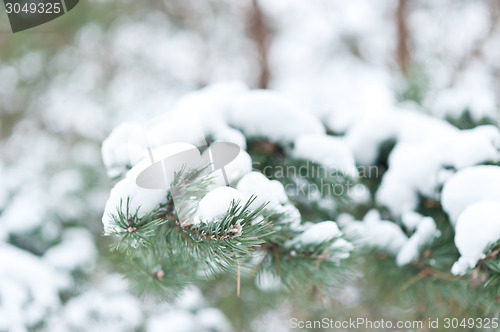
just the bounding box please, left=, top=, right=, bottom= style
left=195, top=186, right=245, bottom=223
left=284, top=220, right=352, bottom=263
left=0, top=186, right=48, bottom=235
left=0, top=243, right=70, bottom=332
left=292, top=134, right=358, bottom=178
left=146, top=112, right=208, bottom=150
left=265, top=1, right=395, bottom=134
left=345, top=108, right=457, bottom=166
left=452, top=201, right=500, bottom=275
left=396, top=216, right=440, bottom=266
left=174, top=286, right=205, bottom=311
left=227, top=90, right=325, bottom=144
left=236, top=171, right=288, bottom=210
left=130, top=142, right=207, bottom=189
left=256, top=270, right=282, bottom=291
left=101, top=122, right=145, bottom=178
left=146, top=305, right=232, bottom=332
left=344, top=105, right=499, bottom=218
left=341, top=210, right=439, bottom=265
left=210, top=125, right=247, bottom=150
left=426, top=62, right=498, bottom=122
left=146, top=310, right=197, bottom=332
left=44, top=228, right=98, bottom=273
left=375, top=124, right=500, bottom=217
left=316, top=60, right=395, bottom=134
left=203, top=149, right=252, bottom=188
left=0, top=163, right=7, bottom=211
left=46, top=275, right=143, bottom=332
left=196, top=308, right=232, bottom=332
left=111, top=85, right=327, bottom=170
left=441, top=165, right=500, bottom=226
left=401, top=211, right=425, bottom=232
left=328, top=238, right=354, bottom=262
left=170, top=82, right=248, bottom=146
left=286, top=221, right=341, bottom=246
left=347, top=183, right=371, bottom=205
left=342, top=210, right=408, bottom=256
left=449, top=126, right=500, bottom=169
left=102, top=170, right=167, bottom=234
left=272, top=203, right=302, bottom=229
left=429, top=85, right=497, bottom=123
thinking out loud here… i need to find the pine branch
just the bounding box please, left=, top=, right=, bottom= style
left=105, top=161, right=355, bottom=299
left=105, top=165, right=277, bottom=297
left=255, top=235, right=353, bottom=293
left=115, top=249, right=201, bottom=301
left=250, top=148, right=356, bottom=205
left=162, top=196, right=274, bottom=275
left=253, top=211, right=354, bottom=292
left=107, top=198, right=167, bottom=256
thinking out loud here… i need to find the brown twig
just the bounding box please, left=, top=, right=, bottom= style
left=396, top=0, right=411, bottom=75
left=237, top=260, right=241, bottom=297
left=248, top=0, right=271, bottom=89
left=400, top=249, right=458, bottom=290
left=402, top=266, right=457, bottom=290
left=273, top=244, right=281, bottom=275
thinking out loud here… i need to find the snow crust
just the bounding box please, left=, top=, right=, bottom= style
left=204, top=149, right=252, bottom=188
left=341, top=210, right=408, bottom=256
left=0, top=186, right=48, bottom=235
left=292, top=134, right=358, bottom=178
left=0, top=243, right=70, bottom=332
left=396, top=216, right=440, bottom=266
left=101, top=122, right=145, bottom=178
left=102, top=169, right=167, bottom=235
left=236, top=171, right=288, bottom=210
left=286, top=221, right=341, bottom=246
left=227, top=90, right=325, bottom=143
left=346, top=108, right=500, bottom=217
left=345, top=109, right=458, bottom=166
left=43, top=228, right=97, bottom=273
left=441, top=165, right=500, bottom=226
left=452, top=201, right=500, bottom=275
left=99, top=82, right=500, bottom=274
left=194, top=186, right=245, bottom=224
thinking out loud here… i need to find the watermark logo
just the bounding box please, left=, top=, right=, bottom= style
left=3, top=0, right=79, bottom=32
left=128, top=111, right=241, bottom=223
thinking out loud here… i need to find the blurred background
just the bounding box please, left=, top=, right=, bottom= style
left=1, top=0, right=500, bottom=331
